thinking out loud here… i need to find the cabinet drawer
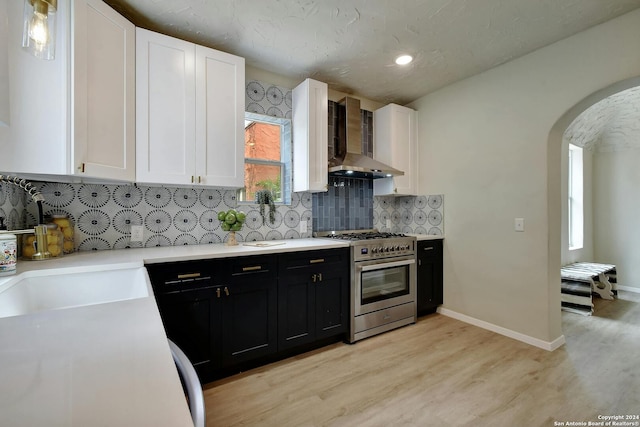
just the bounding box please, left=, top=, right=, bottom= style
left=146, top=259, right=222, bottom=293
left=417, top=240, right=442, bottom=260
left=228, top=254, right=277, bottom=277
left=279, top=248, right=348, bottom=271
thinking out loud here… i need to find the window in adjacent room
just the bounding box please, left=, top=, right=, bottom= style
left=568, top=143, right=584, bottom=250
left=237, top=112, right=292, bottom=204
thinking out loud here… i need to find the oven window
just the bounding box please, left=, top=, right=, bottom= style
left=361, top=265, right=409, bottom=305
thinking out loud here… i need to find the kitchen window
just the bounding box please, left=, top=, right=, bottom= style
left=568, top=144, right=584, bottom=250
left=237, top=113, right=292, bottom=204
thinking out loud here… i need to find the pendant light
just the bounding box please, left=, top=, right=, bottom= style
left=22, top=0, right=57, bottom=60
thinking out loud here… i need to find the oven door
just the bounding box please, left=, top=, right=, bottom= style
left=354, top=255, right=416, bottom=316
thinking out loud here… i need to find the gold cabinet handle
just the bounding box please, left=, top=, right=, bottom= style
left=242, top=265, right=262, bottom=272
left=216, top=288, right=221, bottom=298
left=177, top=272, right=201, bottom=279
left=309, top=258, right=325, bottom=264
left=318, top=273, right=322, bottom=282
left=312, top=274, right=317, bottom=283
left=198, top=176, right=202, bottom=184
left=423, top=247, right=434, bottom=251
left=191, top=176, right=195, bottom=183
left=224, top=286, right=229, bottom=296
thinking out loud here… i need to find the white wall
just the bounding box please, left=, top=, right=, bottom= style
left=561, top=143, right=594, bottom=265
left=408, top=9, right=640, bottom=345
left=594, top=149, right=640, bottom=288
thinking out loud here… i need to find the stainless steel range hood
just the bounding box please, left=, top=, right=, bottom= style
left=328, top=97, right=404, bottom=179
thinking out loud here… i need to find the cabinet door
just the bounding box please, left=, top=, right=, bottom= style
left=278, top=269, right=316, bottom=350
left=373, top=104, right=417, bottom=196
left=220, top=277, right=278, bottom=367
left=417, top=240, right=443, bottom=316
left=278, top=248, right=349, bottom=349
left=195, top=45, right=245, bottom=188
left=136, top=28, right=196, bottom=185
left=0, top=0, right=69, bottom=175
left=314, top=266, right=348, bottom=340
left=156, top=288, right=219, bottom=381
left=292, top=78, right=328, bottom=192
left=220, top=255, right=277, bottom=366
left=73, top=0, right=135, bottom=181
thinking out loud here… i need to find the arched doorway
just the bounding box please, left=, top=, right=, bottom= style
left=547, top=76, right=640, bottom=321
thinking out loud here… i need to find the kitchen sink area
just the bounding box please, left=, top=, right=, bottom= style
left=0, top=267, right=150, bottom=319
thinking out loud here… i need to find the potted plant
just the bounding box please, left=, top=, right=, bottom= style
left=254, top=189, right=276, bottom=225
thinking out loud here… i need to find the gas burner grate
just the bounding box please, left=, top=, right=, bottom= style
left=324, top=231, right=407, bottom=241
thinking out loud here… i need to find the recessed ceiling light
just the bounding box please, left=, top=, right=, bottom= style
left=395, top=55, right=413, bottom=65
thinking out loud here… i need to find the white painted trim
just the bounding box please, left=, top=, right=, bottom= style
left=437, top=307, right=566, bottom=352
left=616, top=285, right=640, bottom=294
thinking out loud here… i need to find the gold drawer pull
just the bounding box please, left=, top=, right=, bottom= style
left=309, top=258, right=325, bottom=264
left=177, top=272, right=201, bottom=279
left=242, top=265, right=262, bottom=272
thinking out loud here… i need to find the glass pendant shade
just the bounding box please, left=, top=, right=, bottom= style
left=22, top=0, right=57, bottom=60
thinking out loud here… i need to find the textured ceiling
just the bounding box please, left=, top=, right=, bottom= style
left=105, top=0, right=640, bottom=105
left=564, top=87, right=640, bottom=152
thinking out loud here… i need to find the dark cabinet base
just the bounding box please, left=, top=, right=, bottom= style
left=417, top=239, right=444, bottom=317
left=147, top=248, right=349, bottom=383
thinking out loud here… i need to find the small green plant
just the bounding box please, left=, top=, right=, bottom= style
left=255, top=189, right=276, bottom=224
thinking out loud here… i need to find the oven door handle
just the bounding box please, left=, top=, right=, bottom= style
left=358, top=258, right=415, bottom=272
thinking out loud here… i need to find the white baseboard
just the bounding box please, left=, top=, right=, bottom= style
left=616, top=285, right=640, bottom=294
left=437, top=307, right=566, bottom=352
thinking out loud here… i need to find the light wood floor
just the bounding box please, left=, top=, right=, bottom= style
left=204, top=292, right=640, bottom=426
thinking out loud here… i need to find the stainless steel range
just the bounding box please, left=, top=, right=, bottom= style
left=315, top=229, right=417, bottom=343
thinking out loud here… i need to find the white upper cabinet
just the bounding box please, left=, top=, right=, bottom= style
left=135, top=28, right=195, bottom=185
left=136, top=28, right=245, bottom=188
left=73, top=0, right=136, bottom=181
left=0, top=0, right=135, bottom=181
left=292, top=78, right=328, bottom=192
left=373, top=104, right=418, bottom=196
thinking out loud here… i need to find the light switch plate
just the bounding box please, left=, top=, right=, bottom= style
left=131, top=225, right=144, bottom=242
left=386, top=219, right=392, bottom=229
left=514, top=218, right=525, bottom=232
left=300, top=220, right=307, bottom=234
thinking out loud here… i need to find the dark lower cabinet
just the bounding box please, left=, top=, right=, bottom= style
left=146, top=259, right=223, bottom=382
left=156, top=288, right=218, bottom=380
left=416, top=239, right=444, bottom=316
left=147, top=249, right=348, bottom=383
left=277, top=248, right=349, bottom=350
left=221, top=255, right=278, bottom=367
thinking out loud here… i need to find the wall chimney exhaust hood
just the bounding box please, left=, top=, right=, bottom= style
left=328, top=97, right=404, bottom=179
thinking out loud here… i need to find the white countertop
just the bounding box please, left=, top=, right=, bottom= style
left=407, top=234, right=445, bottom=241
left=1, top=238, right=351, bottom=283
left=0, top=238, right=350, bottom=426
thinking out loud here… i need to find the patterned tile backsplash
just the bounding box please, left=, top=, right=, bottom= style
left=246, top=80, right=292, bottom=119
left=0, top=182, right=26, bottom=230
left=374, top=194, right=444, bottom=235
left=12, top=182, right=312, bottom=250
left=0, top=78, right=444, bottom=252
